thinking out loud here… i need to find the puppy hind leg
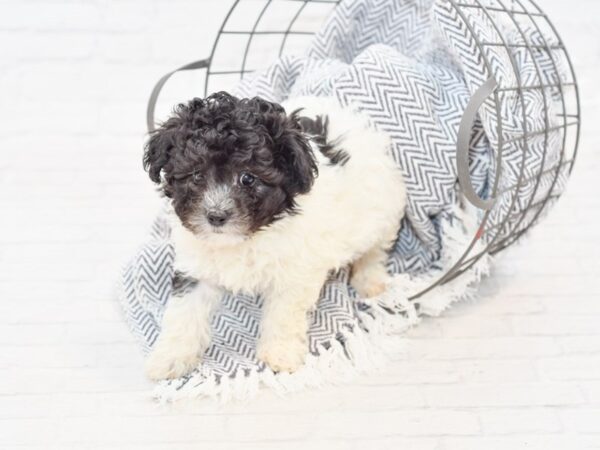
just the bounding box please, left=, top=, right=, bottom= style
left=350, top=244, right=392, bottom=299
left=144, top=282, right=222, bottom=380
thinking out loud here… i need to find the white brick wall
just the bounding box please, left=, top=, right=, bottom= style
left=0, top=0, right=599, bottom=448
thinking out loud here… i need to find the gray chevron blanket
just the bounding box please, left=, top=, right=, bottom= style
left=119, top=0, right=569, bottom=401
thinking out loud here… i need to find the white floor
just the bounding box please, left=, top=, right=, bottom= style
left=1, top=1, right=599, bottom=449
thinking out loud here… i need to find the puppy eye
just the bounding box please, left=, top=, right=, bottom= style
left=192, top=171, right=203, bottom=183
left=239, top=172, right=256, bottom=187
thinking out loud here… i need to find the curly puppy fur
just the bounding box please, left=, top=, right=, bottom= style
left=144, top=92, right=317, bottom=235
left=143, top=92, right=406, bottom=379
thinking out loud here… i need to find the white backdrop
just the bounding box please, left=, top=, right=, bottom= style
left=0, top=1, right=599, bottom=448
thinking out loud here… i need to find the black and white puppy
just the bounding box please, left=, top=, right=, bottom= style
left=143, top=92, right=406, bottom=379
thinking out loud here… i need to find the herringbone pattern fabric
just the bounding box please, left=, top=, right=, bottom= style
left=118, top=0, right=568, bottom=399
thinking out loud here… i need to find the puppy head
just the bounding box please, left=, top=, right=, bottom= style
left=143, top=92, right=317, bottom=243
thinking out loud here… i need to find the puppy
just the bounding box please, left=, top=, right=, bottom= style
left=143, top=92, right=406, bottom=379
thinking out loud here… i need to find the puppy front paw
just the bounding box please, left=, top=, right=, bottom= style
left=257, top=335, right=307, bottom=373
left=144, top=344, right=201, bottom=380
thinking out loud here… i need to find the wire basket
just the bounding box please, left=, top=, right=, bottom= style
left=147, top=0, right=581, bottom=300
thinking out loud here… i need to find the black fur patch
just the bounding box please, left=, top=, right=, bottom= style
left=172, top=271, right=199, bottom=297
left=143, top=92, right=318, bottom=235
left=297, top=113, right=350, bottom=167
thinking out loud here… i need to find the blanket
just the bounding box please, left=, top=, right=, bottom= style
left=119, top=0, right=569, bottom=401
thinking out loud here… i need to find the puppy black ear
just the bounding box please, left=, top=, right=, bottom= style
left=143, top=127, right=175, bottom=184
left=278, top=113, right=318, bottom=195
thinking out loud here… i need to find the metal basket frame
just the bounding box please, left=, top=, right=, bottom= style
left=146, top=0, right=581, bottom=300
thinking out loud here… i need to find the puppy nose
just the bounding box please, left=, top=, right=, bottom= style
left=206, top=211, right=231, bottom=227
